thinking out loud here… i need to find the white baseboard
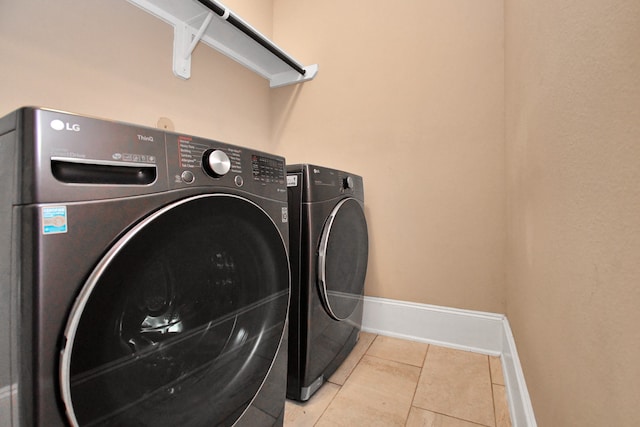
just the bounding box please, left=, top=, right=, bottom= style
left=500, top=319, right=537, bottom=427
left=361, top=296, right=537, bottom=427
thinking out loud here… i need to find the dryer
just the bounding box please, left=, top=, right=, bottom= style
left=286, top=164, right=368, bottom=401
left=0, top=107, right=290, bottom=426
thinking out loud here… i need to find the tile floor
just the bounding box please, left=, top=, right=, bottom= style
left=284, top=333, right=511, bottom=427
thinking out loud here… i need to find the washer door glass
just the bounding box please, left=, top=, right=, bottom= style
left=317, top=197, right=369, bottom=320
left=60, top=194, right=289, bottom=427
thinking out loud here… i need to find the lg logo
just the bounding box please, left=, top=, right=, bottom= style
left=50, top=119, right=80, bottom=132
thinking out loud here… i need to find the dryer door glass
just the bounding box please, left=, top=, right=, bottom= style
left=60, top=194, right=289, bottom=427
left=318, top=197, right=369, bottom=320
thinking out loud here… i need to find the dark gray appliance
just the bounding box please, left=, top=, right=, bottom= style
left=286, top=164, right=368, bottom=401
left=0, top=107, right=290, bottom=426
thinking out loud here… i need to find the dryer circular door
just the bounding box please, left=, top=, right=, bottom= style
left=317, top=197, right=369, bottom=321
left=60, top=194, right=289, bottom=427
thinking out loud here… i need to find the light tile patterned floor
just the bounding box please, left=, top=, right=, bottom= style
left=284, top=333, right=511, bottom=427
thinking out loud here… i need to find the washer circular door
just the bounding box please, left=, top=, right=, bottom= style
left=60, top=194, right=289, bottom=427
left=317, top=197, right=369, bottom=320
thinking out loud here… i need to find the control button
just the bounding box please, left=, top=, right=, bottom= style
left=202, top=149, right=231, bottom=178
left=181, top=171, right=195, bottom=184
left=234, top=175, right=244, bottom=187
left=343, top=176, right=354, bottom=190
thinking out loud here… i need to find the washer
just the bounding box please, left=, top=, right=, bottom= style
left=0, top=107, right=290, bottom=426
left=286, top=164, right=368, bottom=401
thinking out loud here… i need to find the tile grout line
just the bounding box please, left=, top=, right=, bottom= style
left=299, top=336, right=510, bottom=427
left=326, top=333, right=376, bottom=387
left=425, top=409, right=494, bottom=427
left=488, top=355, right=498, bottom=427
left=408, top=348, right=499, bottom=427
left=316, top=333, right=378, bottom=426
left=403, top=343, right=431, bottom=426
left=361, top=353, right=427, bottom=370
left=312, top=386, right=340, bottom=427
left=343, top=333, right=377, bottom=381
left=492, top=383, right=500, bottom=427
left=489, top=355, right=511, bottom=427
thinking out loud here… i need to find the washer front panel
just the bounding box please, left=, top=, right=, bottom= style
left=60, top=194, right=289, bottom=427
left=317, top=197, right=369, bottom=321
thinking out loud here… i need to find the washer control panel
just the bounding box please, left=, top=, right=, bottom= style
left=172, top=135, right=243, bottom=185
left=6, top=107, right=287, bottom=202
left=167, top=133, right=286, bottom=198
left=251, top=154, right=285, bottom=184
left=176, top=136, right=242, bottom=175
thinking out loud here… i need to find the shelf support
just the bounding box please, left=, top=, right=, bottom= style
left=173, top=12, right=214, bottom=79
left=186, top=12, right=214, bottom=59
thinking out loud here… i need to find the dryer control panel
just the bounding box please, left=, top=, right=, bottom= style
left=290, top=164, right=365, bottom=203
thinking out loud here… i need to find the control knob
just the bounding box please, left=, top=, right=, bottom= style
left=202, top=149, right=231, bottom=178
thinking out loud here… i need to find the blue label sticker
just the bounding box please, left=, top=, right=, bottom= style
left=42, top=206, right=68, bottom=234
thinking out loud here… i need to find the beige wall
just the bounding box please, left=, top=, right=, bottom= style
left=1, top=0, right=504, bottom=312
left=505, top=0, right=640, bottom=424
left=0, top=0, right=274, bottom=151
left=4, top=0, right=639, bottom=424
left=272, top=0, right=506, bottom=313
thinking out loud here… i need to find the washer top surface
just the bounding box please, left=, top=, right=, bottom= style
left=4, top=107, right=287, bottom=204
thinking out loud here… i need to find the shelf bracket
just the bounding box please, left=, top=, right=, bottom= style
left=173, top=12, right=214, bottom=79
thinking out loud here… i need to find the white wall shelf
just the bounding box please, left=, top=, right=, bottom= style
left=127, top=0, right=318, bottom=88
